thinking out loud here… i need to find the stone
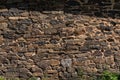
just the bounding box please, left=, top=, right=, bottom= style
left=33, top=72, right=43, bottom=77
left=105, top=56, right=115, bottom=65
left=36, top=60, right=50, bottom=70
left=19, top=68, right=32, bottom=78
left=0, top=23, right=8, bottom=30
left=67, top=67, right=75, bottom=73
left=50, top=39, right=58, bottom=44
left=98, top=23, right=112, bottom=31
left=63, top=72, right=72, bottom=78
left=8, top=17, right=28, bottom=20
left=2, top=31, right=19, bottom=39
left=24, top=52, right=36, bottom=57
left=4, top=72, right=19, bottom=78
left=85, top=27, right=93, bottom=33
left=0, top=37, right=4, bottom=45
left=15, top=24, right=29, bottom=34
left=74, top=28, right=86, bottom=35
left=50, top=20, right=60, bottom=25
left=61, top=58, right=72, bottom=67
left=104, top=50, right=113, bottom=57
left=31, top=66, right=43, bottom=72
left=114, top=29, right=120, bottom=35
left=44, top=28, right=57, bottom=35
left=84, top=67, right=98, bottom=73
left=50, top=59, right=60, bottom=66
left=18, top=19, right=32, bottom=24
left=88, top=45, right=101, bottom=50
left=20, top=12, right=29, bottom=17
left=0, top=16, right=6, bottom=22
left=92, top=51, right=103, bottom=57
left=0, top=9, right=8, bottom=12
left=79, top=46, right=90, bottom=53
left=43, top=11, right=64, bottom=14
left=93, top=57, right=105, bottom=64
left=46, top=70, right=58, bottom=74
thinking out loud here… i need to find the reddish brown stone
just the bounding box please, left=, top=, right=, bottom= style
left=50, top=59, right=60, bottom=66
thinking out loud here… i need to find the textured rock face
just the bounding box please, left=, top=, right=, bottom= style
left=0, top=9, right=120, bottom=80
left=0, top=1, right=120, bottom=80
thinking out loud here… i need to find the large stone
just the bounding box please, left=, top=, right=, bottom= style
left=50, top=59, right=60, bottom=66
left=0, top=23, right=8, bottom=30
left=105, top=56, right=115, bottom=65
left=44, top=28, right=58, bottom=35
left=2, top=31, right=19, bottom=39
left=36, top=60, right=50, bottom=70
left=9, top=17, right=28, bottom=20
left=46, top=70, right=58, bottom=74
left=61, top=58, right=72, bottom=67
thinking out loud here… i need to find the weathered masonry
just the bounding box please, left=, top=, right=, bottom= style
left=0, top=0, right=120, bottom=80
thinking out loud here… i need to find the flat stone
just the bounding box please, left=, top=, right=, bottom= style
left=88, top=45, right=101, bottom=50
left=0, top=9, right=8, bottom=12
left=33, top=72, right=43, bottom=77
left=20, top=12, right=29, bottom=17
left=44, top=28, right=57, bottom=35
left=79, top=46, right=90, bottom=52
left=50, top=59, right=60, bottom=66
left=42, top=11, right=64, bottom=14
left=24, top=52, right=36, bottom=57
left=46, top=70, right=58, bottom=74
left=36, top=60, right=50, bottom=70
left=9, top=17, right=28, bottom=20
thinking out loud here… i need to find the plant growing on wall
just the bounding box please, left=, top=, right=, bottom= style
left=101, top=70, right=120, bottom=80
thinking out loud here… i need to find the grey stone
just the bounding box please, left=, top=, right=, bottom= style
left=2, top=31, right=20, bottom=39
left=88, top=45, right=101, bottom=50
left=79, top=46, right=90, bottom=52
left=104, top=50, right=113, bottom=57
left=44, top=28, right=57, bottom=35
left=50, top=20, right=60, bottom=25
left=61, top=58, right=72, bottom=67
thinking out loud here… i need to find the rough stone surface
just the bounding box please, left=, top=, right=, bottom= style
left=0, top=1, right=120, bottom=80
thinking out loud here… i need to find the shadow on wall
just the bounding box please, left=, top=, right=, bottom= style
left=0, top=0, right=120, bottom=18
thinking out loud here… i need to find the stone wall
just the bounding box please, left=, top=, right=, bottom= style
left=0, top=0, right=120, bottom=80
